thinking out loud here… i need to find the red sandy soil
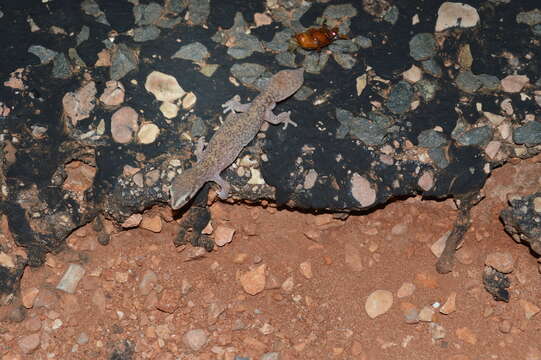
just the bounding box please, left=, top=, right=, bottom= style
left=1, top=157, right=540, bottom=360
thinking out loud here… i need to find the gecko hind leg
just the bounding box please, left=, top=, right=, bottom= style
left=194, top=137, right=207, bottom=162
left=266, top=110, right=298, bottom=130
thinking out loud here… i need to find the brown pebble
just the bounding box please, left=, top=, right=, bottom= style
left=21, top=287, right=39, bottom=309
left=233, top=253, right=248, bottom=264
left=456, top=327, right=477, bottom=345
left=17, top=333, right=41, bottom=354
left=520, top=299, right=540, bottom=320
left=485, top=252, right=514, bottom=273
left=156, top=289, right=181, bottom=314
left=239, top=264, right=266, bottom=295
left=140, top=214, right=162, bottom=233
left=397, top=282, right=416, bottom=298
left=299, top=261, right=313, bottom=279
left=414, top=272, right=439, bottom=289
left=440, top=292, right=457, bottom=315
left=214, top=225, right=235, bottom=247
left=499, top=319, right=512, bottom=334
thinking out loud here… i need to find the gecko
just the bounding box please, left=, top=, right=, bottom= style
left=170, top=67, right=305, bottom=210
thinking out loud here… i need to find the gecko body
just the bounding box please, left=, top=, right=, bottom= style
left=170, top=68, right=304, bottom=210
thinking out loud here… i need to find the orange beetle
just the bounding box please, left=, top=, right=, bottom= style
left=294, top=25, right=346, bottom=51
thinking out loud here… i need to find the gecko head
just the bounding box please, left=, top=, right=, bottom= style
left=268, top=67, right=304, bottom=102
left=169, top=168, right=203, bottom=210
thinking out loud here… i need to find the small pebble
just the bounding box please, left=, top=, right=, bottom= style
left=214, top=225, right=235, bottom=247
left=418, top=306, right=435, bottom=322
left=499, top=319, right=512, bottom=334
left=183, top=329, right=208, bottom=351
left=299, top=261, right=313, bottom=279
left=456, top=327, right=477, bottom=345
left=397, top=282, right=416, bottom=298
left=485, top=252, right=514, bottom=273
left=400, top=302, right=419, bottom=324
left=240, top=264, right=266, bottom=295
left=520, top=300, right=540, bottom=320
left=365, top=290, right=393, bottom=319
left=440, top=292, right=457, bottom=315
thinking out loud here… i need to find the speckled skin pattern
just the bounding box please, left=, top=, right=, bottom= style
left=170, top=68, right=304, bottom=210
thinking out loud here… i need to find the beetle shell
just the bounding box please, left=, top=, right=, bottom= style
left=295, top=26, right=340, bottom=50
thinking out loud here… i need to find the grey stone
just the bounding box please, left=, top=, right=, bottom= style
left=261, top=353, right=280, bottom=360
left=81, top=0, right=102, bottom=18
left=336, top=108, right=355, bottom=125
left=68, top=48, right=86, bottom=68
left=183, top=329, right=208, bottom=351
left=418, top=129, right=448, bottom=148
left=110, top=44, right=138, bottom=81
left=302, top=51, right=330, bottom=74
left=478, top=74, right=501, bottom=92
left=513, top=121, right=541, bottom=146
left=134, top=3, right=163, bottom=26
left=336, top=124, right=349, bottom=139
left=212, top=12, right=263, bottom=60
left=457, top=126, right=493, bottom=146
left=190, top=116, right=207, bottom=138
left=421, top=58, right=442, bottom=77
left=227, top=33, right=264, bottom=59
left=336, top=109, right=387, bottom=145
left=533, top=24, right=541, bottom=36
left=264, top=29, right=294, bottom=53
left=293, top=85, right=314, bottom=101
left=386, top=81, right=413, bottom=114
left=383, top=5, right=399, bottom=25
left=409, top=33, right=437, bottom=61
left=133, top=25, right=161, bottom=42
left=276, top=51, right=297, bottom=68
left=52, top=53, right=72, bottom=79
left=76, top=332, right=89, bottom=345
left=333, top=52, right=356, bottom=69
left=336, top=108, right=355, bottom=139
left=516, top=9, right=541, bottom=26
left=156, top=17, right=182, bottom=29
left=167, top=0, right=187, bottom=13
left=188, top=0, right=210, bottom=25
left=369, top=112, right=393, bottom=128
left=56, top=263, right=85, bottom=293
left=323, top=4, right=358, bottom=20
left=349, top=117, right=387, bottom=145
left=76, top=26, right=90, bottom=46
left=455, top=71, right=482, bottom=93
left=328, top=39, right=359, bottom=53
left=352, top=35, right=373, bottom=49
left=230, top=63, right=266, bottom=86
left=95, top=14, right=109, bottom=26
left=428, top=147, right=449, bottom=168
left=28, top=45, right=58, bottom=64
left=172, top=42, right=209, bottom=62
left=415, top=79, right=439, bottom=102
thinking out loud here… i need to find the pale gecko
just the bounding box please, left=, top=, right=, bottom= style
left=170, top=67, right=304, bottom=210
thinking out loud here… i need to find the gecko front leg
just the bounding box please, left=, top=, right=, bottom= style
left=265, top=109, right=298, bottom=129
left=222, top=95, right=251, bottom=114
left=194, top=137, right=207, bottom=162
